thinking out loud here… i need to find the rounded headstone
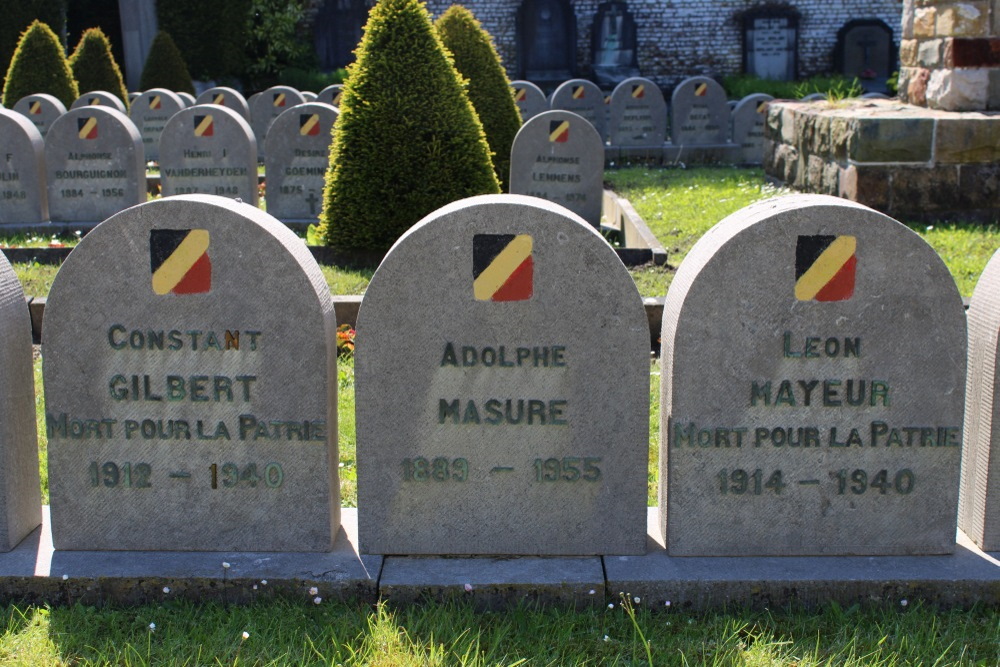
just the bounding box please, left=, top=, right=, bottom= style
left=0, top=108, right=49, bottom=223
left=128, top=91, right=141, bottom=103
left=549, top=79, right=608, bottom=141
left=43, top=194, right=339, bottom=551
left=661, top=194, right=966, bottom=556
left=301, top=91, right=317, bottom=102
left=71, top=90, right=128, bottom=114
left=509, top=81, right=546, bottom=122
left=159, top=104, right=259, bottom=205
left=670, top=76, right=730, bottom=145
left=44, top=106, right=145, bottom=223
left=176, top=92, right=196, bottom=107
left=357, top=194, right=649, bottom=556
left=249, top=86, right=306, bottom=157
left=731, top=93, right=774, bottom=164
left=800, top=92, right=828, bottom=102
left=317, top=84, right=344, bottom=107
left=195, top=86, right=251, bottom=120
left=264, top=102, right=338, bottom=222
left=13, top=93, right=67, bottom=138
left=608, top=77, right=666, bottom=147
left=509, top=110, right=603, bottom=227
left=129, top=88, right=185, bottom=162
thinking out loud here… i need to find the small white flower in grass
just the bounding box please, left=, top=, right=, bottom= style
left=62, top=574, right=68, bottom=580
left=464, top=583, right=474, bottom=592
left=163, top=586, right=170, bottom=594
left=309, top=586, right=319, bottom=596
left=900, top=599, right=908, bottom=607
left=633, top=596, right=640, bottom=604
left=313, top=596, right=322, bottom=604
left=588, top=589, right=596, bottom=595
left=252, top=585, right=258, bottom=590
left=242, top=631, right=250, bottom=640
left=261, top=580, right=267, bottom=585
left=222, top=562, right=231, bottom=569
left=926, top=226, right=934, bottom=232
left=665, top=600, right=671, bottom=607
left=608, top=603, right=614, bottom=609
left=603, top=635, right=609, bottom=642
left=149, top=623, right=156, bottom=632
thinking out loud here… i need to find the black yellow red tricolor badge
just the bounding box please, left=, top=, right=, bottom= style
left=757, top=101, right=768, bottom=113
left=89, top=97, right=101, bottom=105
left=473, top=234, right=533, bottom=302
left=194, top=115, right=214, bottom=137
left=273, top=92, right=286, bottom=107
left=333, top=92, right=343, bottom=105
left=795, top=235, right=857, bottom=302
left=572, top=85, right=585, bottom=99
left=213, top=93, right=226, bottom=105
left=300, top=113, right=320, bottom=136
left=150, top=229, right=212, bottom=295
left=150, top=95, right=162, bottom=109
left=631, top=84, right=645, bottom=98
left=514, top=88, right=526, bottom=101
left=77, top=117, right=98, bottom=140
left=29, top=101, right=41, bottom=114
left=549, top=120, right=570, bottom=143
left=695, top=82, right=708, bottom=96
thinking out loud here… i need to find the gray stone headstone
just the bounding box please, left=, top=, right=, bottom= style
left=510, top=81, right=546, bottom=122
left=357, top=195, right=648, bottom=556
left=317, top=85, right=344, bottom=108
left=0, top=109, right=48, bottom=223
left=264, top=102, right=338, bottom=222
left=608, top=77, right=666, bottom=147
left=837, top=21, right=894, bottom=94
left=195, top=87, right=251, bottom=120
left=509, top=110, right=603, bottom=227
left=44, top=106, right=145, bottom=223
left=43, top=194, right=339, bottom=551
left=549, top=79, right=608, bottom=141
left=959, top=249, right=1000, bottom=552
left=159, top=105, right=259, bottom=205
left=801, top=92, right=827, bottom=102
left=13, top=94, right=67, bottom=138
left=129, top=88, right=185, bottom=162
left=177, top=92, right=196, bottom=108
left=744, top=14, right=797, bottom=81
left=731, top=93, right=773, bottom=164
left=0, top=252, right=42, bottom=550
left=129, top=92, right=141, bottom=103
left=250, top=86, right=306, bottom=158
left=301, top=91, right=318, bottom=102
left=670, top=76, right=730, bottom=145
left=71, top=91, right=128, bottom=114
left=661, top=194, right=966, bottom=556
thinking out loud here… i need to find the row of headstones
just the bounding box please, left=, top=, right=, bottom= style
left=0, top=191, right=996, bottom=558
left=0, top=96, right=339, bottom=224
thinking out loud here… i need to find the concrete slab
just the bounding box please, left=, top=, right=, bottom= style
left=0, top=508, right=380, bottom=605
left=603, top=508, right=1000, bottom=611
left=379, top=555, right=605, bottom=609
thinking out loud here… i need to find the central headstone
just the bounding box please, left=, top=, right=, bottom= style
left=129, top=88, right=184, bottom=162
left=608, top=77, right=666, bottom=148
left=357, top=195, right=648, bottom=555
left=263, top=102, right=338, bottom=222
left=43, top=195, right=339, bottom=551
left=670, top=76, right=730, bottom=146
left=549, top=79, right=607, bottom=140
left=661, top=195, right=966, bottom=556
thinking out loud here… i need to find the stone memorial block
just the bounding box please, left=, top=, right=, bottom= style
left=177, top=92, right=196, bottom=107
left=836, top=20, right=894, bottom=94
left=357, top=195, right=648, bottom=555
left=45, top=106, right=144, bottom=223
left=731, top=93, right=773, bottom=164
left=590, top=0, right=639, bottom=88
left=0, top=109, right=48, bottom=223
left=608, top=77, right=666, bottom=147
left=661, top=194, right=966, bottom=556
left=129, top=88, right=185, bottom=162
left=517, top=0, right=576, bottom=83
left=509, top=110, right=603, bottom=227
left=44, top=194, right=339, bottom=551
left=159, top=105, right=259, bottom=205
left=264, top=102, right=338, bottom=221
left=743, top=12, right=797, bottom=81
left=13, top=93, right=66, bottom=137
left=195, top=87, right=250, bottom=120
left=250, top=86, right=306, bottom=157
left=959, top=249, right=1000, bottom=551
left=550, top=79, right=607, bottom=140
left=318, top=84, right=344, bottom=107
left=671, top=76, right=730, bottom=146
left=0, top=252, right=42, bottom=550
left=510, top=81, right=546, bottom=121
left=71, top=90, right=128, bottom=113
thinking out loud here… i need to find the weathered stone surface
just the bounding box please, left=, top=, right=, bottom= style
left=914, top=7, right=937, bottom=37
left=918, top=38, right=945, bottom=67
left=194, top=87, right=250, bottom=121
left=549, top=79, right=607, bottom=140
left=128, top=88, right=184, bottom=162
left=731, top=94, right=773, bottom=164
left=935, top=115, right=1000, bottom=162
left=905, top=66, right=931, bottom=106
left=509, top=81, right=547, bottom=122
left=839, top=164, right=890, bottom=209
left=848, top=117, right=935, bottom=163
left=44, top=106, right=144, bottom=223
left=71, top=91, right=127, bottom=113
left=0, top=109, right=48, bottom=224
left=936, top=2, right=990, bottom=37
left=12, top=94, right=66, bottom=137
left=357, top=195, right=648, bottom=555
left=264, top=102, right=338, bottom=222
left=43, top=195, right=339, bottom=551
left=946, top=37, right=1000, bottom=66
left=661, top=194, right=966, bottom=556
left=891, top=164, right=963, bottom=213
left=159, top=105, right=258, bottom=205
left=927, top=67, right=990, bottom=110
left=670, top=76, right=729, bottom=145
left=900, top=38, right=919, bottom=66
left=608, top=77, right=666, bottom=147
left=509, top=110, right=603, bottom=227
left=991, top=69, right=1000, bottom=110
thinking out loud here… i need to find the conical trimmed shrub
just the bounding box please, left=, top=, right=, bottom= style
left=0, top=0, right=65, bottom=92
left=318, top=0, right=500, bottom=253
left=436, top=5, right=521, bottom=191
left=139, top=31, right=195, bottom=95
left=69, top=27, right=129, bottom=109
left=2, top=20, right=78, bottom=108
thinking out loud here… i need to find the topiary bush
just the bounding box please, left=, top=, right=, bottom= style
left=318, top=0, right=499, bottom=253
left=69, top=27, right=129, bottom=109
left=0, top=0, right=65, bottom=91
left=436, top=5, right=521, bottom=192
left=157, top=0, right=250, bottom=82
left=2, top=20, right=78, bottom=108
left=139, top=31, right=195, bottom=96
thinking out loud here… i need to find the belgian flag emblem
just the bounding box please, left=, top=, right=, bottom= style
left=213, top=93, right=226, bottom=105
left=299, top=113, right=320, bottom=136
left=572, top=85, right=585, bottom=99
left=333, top=92, right=343, bottom=105
left=514, top=88, right=526, bottom=101
left=273, top=92, right=286, bottom=107
left=150, top=229, right=212, bottom=296
left=549, top=120, right=570, bottom=143
left=473, top=234, right=533, bottom=302
left=695, top=82, right=708, bottom=97
left=194, top=115, right=214, bottom=137
left=29, top=101, right=41, bottom=114
left=89, top=97, right=102, bottom=105
left=631, top=84, right=645, bottom=99
left=150, top=95, right=162, bottom=109
left=77, top=117, right=98, bottom=140
left=795, top=235, right=857, bottom=302
left=757, top=101, right=768, bottom=113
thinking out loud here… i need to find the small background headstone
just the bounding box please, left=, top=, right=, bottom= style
left=608, top=77, right=666, bottom=147
left=0, top=109, right=48, bottom=223
left=264, top=102, right=338, bottom=222
left=13, top=94, right=67, bottom=138
left=250, top=86, right=306, bottom=158
left=129, top=88, right=185, bottom=162
left=317, top=84, right=344, bottom=107
left=195, top=87, right=251, bottom=120
left=590, top=1, right=640, bottom=88
left=177, top=92, right=196, bottom=107
left=670, top=76, right=730, bottom=146
left=71, top=91, right=128, bottom=114
left=549, top=79, right=607, bottom=141
left=743, top=13, right=797, bottom=81
left=731, top=93, right=773, bottom=164
left=509, top=81, right=546, bottom=122
left=835, top=20, right=895, bottom=94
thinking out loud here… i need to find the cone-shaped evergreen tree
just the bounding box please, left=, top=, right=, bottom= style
left=69, top=27, right=129, bottom=109
left=436, top=5, right=521, bottom=191
left=0, top=0, right=65, bottom=92
left=2, top=20, right=78, bottom=108
left=318, top=0, right=499, bottom=253
left=139, top=31, right=195, bottom=95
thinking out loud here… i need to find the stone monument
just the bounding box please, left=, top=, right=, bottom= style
left=264, top=102, right=338, bottom=222
left=0, top=109, right=48, bottom=223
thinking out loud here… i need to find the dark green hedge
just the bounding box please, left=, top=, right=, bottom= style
left=140, top=31, right=195, bottom=96
left=69, top=27, right=129, bottom=109
left=2, top=20, right=78, bottom=108
left=0, top=0, right=64, bottom=91
left=156, top=0, right=250, bottom=81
